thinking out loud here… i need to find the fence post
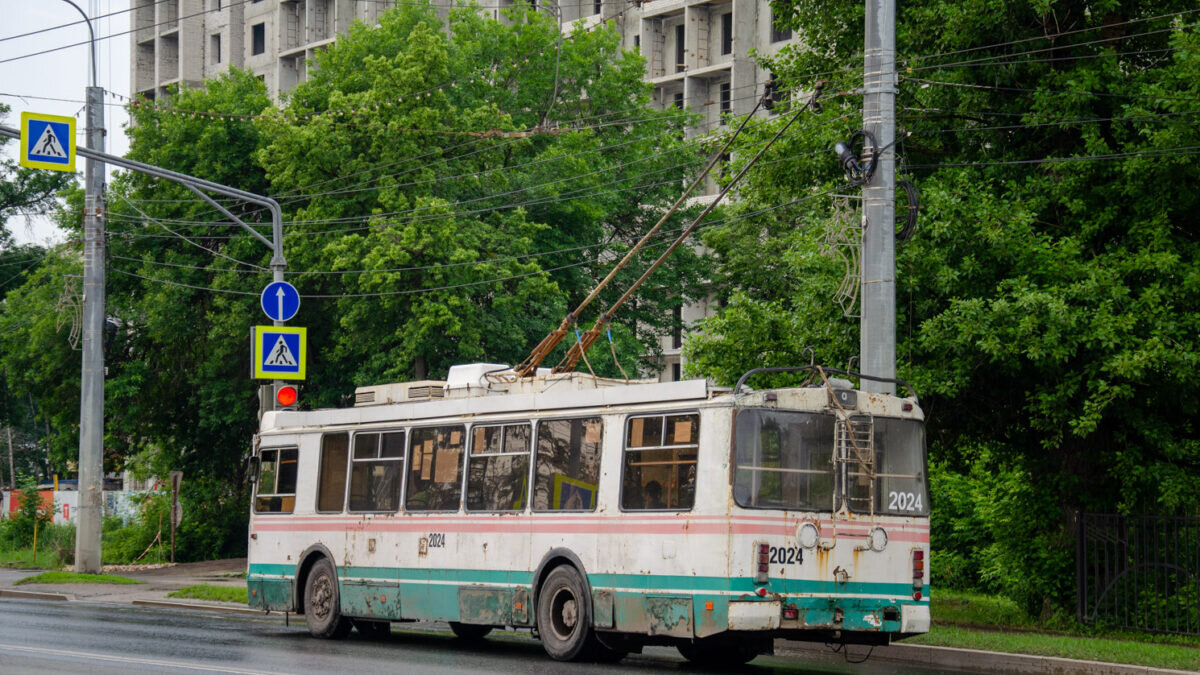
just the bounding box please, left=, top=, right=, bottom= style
left=1075, top=510, right=1085, bottom=624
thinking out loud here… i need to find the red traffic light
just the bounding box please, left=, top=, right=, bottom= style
left=276, top=386, right=298, bottom=407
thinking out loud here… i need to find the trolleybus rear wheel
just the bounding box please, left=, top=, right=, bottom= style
left=536, top=565, right=592, bottom=661
left=304, top=558, right=352, bottom=639
left=448, top=622, right=493, bottom=640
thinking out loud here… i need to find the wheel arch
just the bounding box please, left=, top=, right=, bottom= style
left=532, top=547, right=592, bottom=621
left=292, top=543, right=337, bottom=613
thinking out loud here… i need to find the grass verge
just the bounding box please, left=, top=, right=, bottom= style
left=908, top=625, right=1200, bottom=672
left=167, top=584, right=248, bottom=604
left=0, top=548, right=64, bottom=569
left=15, top=571, right=143, bottom=585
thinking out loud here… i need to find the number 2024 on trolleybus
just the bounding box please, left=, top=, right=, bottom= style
left=246, top=362, right=929, bottom=665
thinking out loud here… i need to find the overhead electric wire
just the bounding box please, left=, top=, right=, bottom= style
left=906, top=145, right=1200, bottom=170
left=109, top=181, right=845, bottom=300
left=901, top=7, right=1200, bottom=66
left=0, top=0, right=172, bottom=43
left=117, top=196, right=268, bottom=271
left=903, top=108, right=1200, bottom=135
left=905, top=77, right=1200, bottom=104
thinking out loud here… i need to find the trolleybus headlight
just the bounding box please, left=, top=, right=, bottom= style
left=797, top=522, right=820, bottom=549
left=868, top=526, right=888, bottom=552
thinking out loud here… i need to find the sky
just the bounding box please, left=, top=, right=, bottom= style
left=1, top=0, right=131, bottom=246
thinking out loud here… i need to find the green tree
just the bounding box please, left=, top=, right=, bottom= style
left=688, top=1, right=1200, bottom=613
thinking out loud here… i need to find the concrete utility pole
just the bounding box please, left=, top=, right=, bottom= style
left=59, top=0, right=106, bottom=574
left=861, top=0, right=897, bottom=394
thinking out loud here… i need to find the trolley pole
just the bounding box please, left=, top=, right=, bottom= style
left=861, top=0, right=897, bottom=394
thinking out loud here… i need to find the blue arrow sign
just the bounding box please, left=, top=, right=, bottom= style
left=260, top=281, right=300, bottom=322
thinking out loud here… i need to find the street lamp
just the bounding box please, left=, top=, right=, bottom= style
left=59, top=0, right=107, bottom=574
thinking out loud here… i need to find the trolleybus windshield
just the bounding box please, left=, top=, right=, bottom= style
left=732, top=409, right=927, bottom=516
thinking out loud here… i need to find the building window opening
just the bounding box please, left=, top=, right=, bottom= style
left=251, top=22, right=265, bottom=55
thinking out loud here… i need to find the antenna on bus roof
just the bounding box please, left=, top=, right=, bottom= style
left=515, top=81, right=827, bottom=377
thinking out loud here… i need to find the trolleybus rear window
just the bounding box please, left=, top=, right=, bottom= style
left=255, top=447, right=298, bottom=513
left=317, top=432, right=349, bottom=512
left=733, top=410, right=834, bottom=510
left=847, top=417, right=928, bottom=516
left=534, top=417, right=602, bottom=511
left=621, top=413, right=698, bottom=511
left=349, top=430, right=405, bottom=512
left=466, top=423, right=531, bottom=512
left=406, top=426, right=465, bottom=511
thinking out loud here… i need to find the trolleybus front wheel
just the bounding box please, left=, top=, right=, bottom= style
left=449, top=622, right=493, bottom=640
left=304, top=558, right=352, bottom=639
left=536, top=565, right=593, bottom=661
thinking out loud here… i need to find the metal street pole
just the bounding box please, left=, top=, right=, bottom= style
left=58, top=0, right=105, bottom=574
left=861, top=0, right=897, bottom=394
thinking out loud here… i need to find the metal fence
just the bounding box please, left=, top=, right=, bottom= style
left=1076, top=512, right=1200, bottom=635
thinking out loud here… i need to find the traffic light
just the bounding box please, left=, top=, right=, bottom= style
left=275, top=384, right=299, bottom=410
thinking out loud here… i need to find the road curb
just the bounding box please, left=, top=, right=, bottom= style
left=774, top=639, right=1197, bottom=675
left=131, top=599, right=269, bottom=616
left=0, top=589, right=73, bottom=602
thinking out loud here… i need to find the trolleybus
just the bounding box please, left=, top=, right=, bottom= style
left=246, top=363, right=930, bottom=663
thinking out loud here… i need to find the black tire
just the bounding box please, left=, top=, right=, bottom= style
left=677, top=639, right=758, bottom=667
left=353, top=619, right=390, bottom=639
left=448, top=622, right=493, bottom=640
left=303, top=558, right=352, bottom=639
left=536, top=565, right=593, bottom=661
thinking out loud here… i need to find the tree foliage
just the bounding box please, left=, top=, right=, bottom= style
left=687, top=0, right=1200, bottom=611
left=0, top=3, right=709, bottom=558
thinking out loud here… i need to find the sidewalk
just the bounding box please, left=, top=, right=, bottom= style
left=0, top=558, right=256, bottom=613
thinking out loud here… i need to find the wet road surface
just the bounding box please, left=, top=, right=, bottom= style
left=0, top=598, right=956, bottom=674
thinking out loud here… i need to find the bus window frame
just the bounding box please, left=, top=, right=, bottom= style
left=315, top=431, right=351, bottom=514
left=618, top=411, right=700, bottom=513
left=254, top=446, right=299, bottom=514
left=844, top=415, right=929, bottom=517
left=464, top=421, right=533, bottom=514
left=404, top=423, right=467, bottom=513
left=729, top=408, right=838, bottom=513
left=532, top=415, right=605, bottom=513
left=347, top=428, right=407, bottom=514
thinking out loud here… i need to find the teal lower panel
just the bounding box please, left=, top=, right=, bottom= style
left=247, top=576, right=292, bottom=612
left=341, top=580, right=401, bottom=620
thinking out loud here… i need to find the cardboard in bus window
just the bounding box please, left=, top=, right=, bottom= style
left=585, top=421, right=602, bottom=444
left=473, top=427, right=486, bottom=453
left=450, top=430, right=461, bottom=445
left=421, top=440, right=434, bottom=479
left=673, top=419, right=693, bottom=444
left=629, top=418, right=644, bottom=447
left=435, top=449, right=460, bottom=483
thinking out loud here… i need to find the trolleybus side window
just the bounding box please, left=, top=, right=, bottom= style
left=317, top=432, right=349, bottom=512
left=466, top=423, right=531, bottom=512
left=534, top=417, right=602, bottom=511
left=847, top=417, right=928, bottom=516
left=733, top=410, right=834, bottom=510
left=621, top=413, right=699, bottom=511
left=348, top=430, right=405, bottom=512
left=255, top=447, right=298, bottom=513
left=405, top=425, right=465, bottom=511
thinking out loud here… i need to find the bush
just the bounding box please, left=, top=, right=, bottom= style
left=101, top=491, right=170, bottom=564
left=8, top=475, right=53, bottom=547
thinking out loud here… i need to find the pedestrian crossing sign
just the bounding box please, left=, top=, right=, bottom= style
left=20, top=111, right=76, bottom=172
left=252, top=326, right=307, bottom=380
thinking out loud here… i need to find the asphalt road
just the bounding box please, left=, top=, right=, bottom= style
left=0, top=598, right=956, bottom=674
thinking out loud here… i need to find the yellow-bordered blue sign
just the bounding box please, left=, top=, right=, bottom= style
left=20, top=112, right=76, bottom=172
left=252, top=326, right=307, bottom=380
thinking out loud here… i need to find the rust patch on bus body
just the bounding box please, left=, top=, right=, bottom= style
left=645, top=596, right=693, bottom=637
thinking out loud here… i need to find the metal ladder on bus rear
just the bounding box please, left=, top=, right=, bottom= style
left=837, top=413, right=876, bottom=515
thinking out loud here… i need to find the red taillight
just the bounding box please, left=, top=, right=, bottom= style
left=782, top=607, right=798, bottom=620
left=912, top=550, right=925, bottom=598
left=755, top=543, right=769, bottom=584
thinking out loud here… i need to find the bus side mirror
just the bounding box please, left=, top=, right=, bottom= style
left=247, top=456, right=261, bottom=484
